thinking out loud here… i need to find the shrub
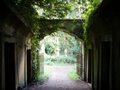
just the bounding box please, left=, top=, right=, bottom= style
left=45, top=44, right=55, bottom=55
left=68, top=69, right=80, bottom=80
left=44, top=55, right=76, bottom=64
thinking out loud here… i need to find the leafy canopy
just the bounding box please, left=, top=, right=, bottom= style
left=6, top=0, right=97, bottom=24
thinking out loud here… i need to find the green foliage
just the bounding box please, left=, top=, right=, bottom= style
left=31, top=30, right=41, bottom=81
left=45, top=43, right=55, bottom=55
left=45, top=55, right=76, bottom=64
left=31, top=50, right=40, bottom=81
left=44, top=31, right=81, bottom=55
left=41, top=30, right=81, bottom=65
left=68, top=69, right=80, bottom=80
left=39, top=73, right=49, bottom=81
left=44, top=60, right=54, bottom=65
left=7, top=0, right=89, bottom=33
left=7, top=0, right=80, bottom=20
left=82, top=0, right=102, bottom=44
left=6, top=0, right=102, bottom=82
left=31, top=21, right=82, bottom=81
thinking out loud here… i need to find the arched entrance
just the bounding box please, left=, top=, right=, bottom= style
left=39, top=30, right=84, bottom=81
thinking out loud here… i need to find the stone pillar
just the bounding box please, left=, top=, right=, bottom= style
left=111, top=30, right=120, bottom=90
left=81, top=42, right=84, bottom=80
left=77, top=53, right=81, bottom=78
left=84, top=45, right=88, bottom=81
left=77, top=53, right=84, bottom=80
left=77, top=41, right=84, bottom=80
left=39, top=53, right=44, bottom=75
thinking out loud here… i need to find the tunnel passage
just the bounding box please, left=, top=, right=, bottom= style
left=22, top=19, right=93, bottom=90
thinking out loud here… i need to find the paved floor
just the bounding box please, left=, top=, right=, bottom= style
left=24, top=80, right=91, bottom=90
left=23, top=65, right=91, bottom=90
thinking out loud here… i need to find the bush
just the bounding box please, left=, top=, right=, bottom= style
left=68, top=69, right=80, bottom=80
left=44, top=60, right=54, bottom=65
left=44, top=55, right=76, bottom=64
left=45, top=43, right=56, bottom=55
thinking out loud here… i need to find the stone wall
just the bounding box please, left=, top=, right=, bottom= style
left=0, top=1, right=32, bottom=89
left=0, top=33, right=2, bottom=90
left=86, top=0, right=120, bottom=90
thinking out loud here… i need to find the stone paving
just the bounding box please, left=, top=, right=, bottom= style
left=24, top=80, right=91, bottom=90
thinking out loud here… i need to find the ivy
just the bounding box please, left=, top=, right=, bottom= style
left=82, top=0, right=102, bottom=44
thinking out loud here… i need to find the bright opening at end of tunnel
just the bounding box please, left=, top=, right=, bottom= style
left=38, top=31, right=83, bottom=82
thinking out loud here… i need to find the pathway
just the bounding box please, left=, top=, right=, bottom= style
left=23, top=65, right=91, bottom=90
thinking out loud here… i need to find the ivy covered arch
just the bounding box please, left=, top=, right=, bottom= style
left=31, top=19, right=84, bottom=81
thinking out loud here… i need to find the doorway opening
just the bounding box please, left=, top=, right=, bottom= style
left=4, top=42, right=15, bottom=90
left=88, top=49, right=92, bottom=83
left=27, top=49, right=32, bottom=84
left=100, top=41, right=111, bottom=90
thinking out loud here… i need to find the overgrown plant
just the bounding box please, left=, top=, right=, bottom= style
left=31, top=31, right=41, bottom=81
left=44, top=55, right=76, bottom=64
left=82, top=0, right=102, bottom=44
left=68, top=69, right=80, bottom=80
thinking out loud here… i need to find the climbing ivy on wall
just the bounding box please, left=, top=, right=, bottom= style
left=82, top=0, right=102, bottom=44
left=31, top=29, right=41, bottom=81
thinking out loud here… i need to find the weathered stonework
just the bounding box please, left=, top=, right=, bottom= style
left=0, top=1, right=32, bottom=90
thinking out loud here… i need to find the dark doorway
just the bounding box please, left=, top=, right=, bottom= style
left=101, top=41, right=111, bottom=90
left=27, top=50, right=32, bottom=84
left=88, top=49, right=92, bottom=83
left=0, top=37, right=2, bottom=90
left=4, top=42, right=15, bottom=90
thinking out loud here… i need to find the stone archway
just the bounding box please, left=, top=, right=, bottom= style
left=38, top=30, right=85, bottom=81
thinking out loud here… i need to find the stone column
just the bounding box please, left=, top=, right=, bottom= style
left=39, top=53, right=44, bottom=75
left=77, top=53, right=81, bottom=78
